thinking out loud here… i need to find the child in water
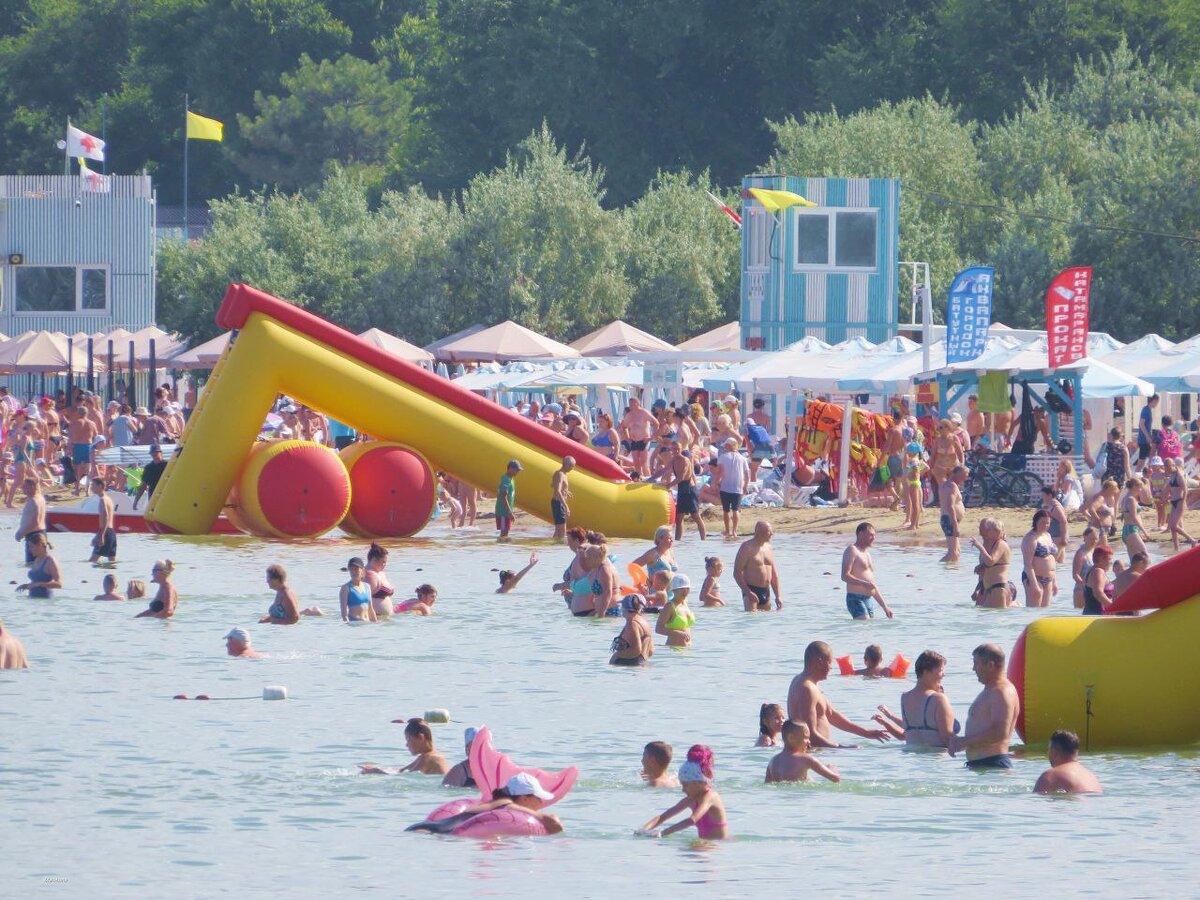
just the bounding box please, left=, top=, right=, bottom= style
left=642, top=569, right=671, bottom=613
left=360, top=717, right=449, bottom=775
left=640, top=745, right=728, bottom=839
left=126, top=579, right=146, bottom=601
left=699, top=556, right=724, bottom=607
left=394, top=584, right=438, bottom=615
left=641, top=741, right=679, bottom=787
left=756, top=702, right=785, bottom=747
left=765, top=721, right=841, bottom=784
left=855, top=644, right=892, bottom=677
left=93, top=573, right=123, bottom=601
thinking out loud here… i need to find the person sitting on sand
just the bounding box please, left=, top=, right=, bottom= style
left=395, top=584, right=438, bottom=615
left=855, top=644, right=892, bottom=677
left=339, top=557, right=378, bottom=623
left=641, top=741, right=678, bottom=787
left=873, top=650, right=960, bottom=748
left=698, top=556, right=724, bottom=606
left=93, top=573, right=124, bottom=601
left=260, top=564, right=322, bottom=624
left=1033, top=730, right=1102, bottom=795
left=640, top=745, right=728, bottom=839
left=764, top=720, right=840, bottom=784
left=655, top=574, right=695, bottom=647
left=135, top=559, right=178, bottom=619
left=224, top=626, right=264, bottom=658
left=442, top=727, right=479, bottom=789
left=496, top=553, right=538, bottom=594
left=756, top=702, right=785, bottom=747
left=0, top=616, right=29, bottom=669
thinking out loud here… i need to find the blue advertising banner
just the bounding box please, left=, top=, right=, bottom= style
left=946, top=266, right=994, bottom=363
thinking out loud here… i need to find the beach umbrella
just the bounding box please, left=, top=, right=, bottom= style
left=435, top=320, right=580, bottom=362
left=167, top=331, right=232, bottom=369
left=358, top=327, right=435, bottom=363
left=676, top=322, right=742, bottom=352
left=425, top=324, right=487, bottom=357
left=0, top=331, right=83, bottom=373
left=568, top=320, right=675, bottom=356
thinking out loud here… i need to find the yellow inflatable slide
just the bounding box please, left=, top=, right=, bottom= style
left=145, top=284, right=672, bottom=539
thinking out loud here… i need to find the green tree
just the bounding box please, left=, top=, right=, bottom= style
left=623, top=170, right=741, bottom=342
left=446, top=124, right=632, bottom=339
left=235, top=53, right=417, bottom=194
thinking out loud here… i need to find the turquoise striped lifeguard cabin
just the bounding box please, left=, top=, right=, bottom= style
left=740, top=175, right=900, bottom=350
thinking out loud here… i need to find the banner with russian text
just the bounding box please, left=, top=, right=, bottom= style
left=945, top=266, right=994, bottom=363
left=1045, top=266, right=1091, bottom=367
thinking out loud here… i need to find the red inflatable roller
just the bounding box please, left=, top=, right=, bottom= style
left=227, top=440, right=351, bottom=539
left=338, top=442, right=436, bottom=538
left=1104, top=543, right=1200, bottom=613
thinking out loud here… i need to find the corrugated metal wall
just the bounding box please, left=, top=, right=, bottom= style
left=0, top=175, right=156, bottom=336
left=741, top=175, right=900, bottom=350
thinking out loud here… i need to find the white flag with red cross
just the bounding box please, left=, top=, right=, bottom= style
left=67, top=123, right=105, bottom=161
left=79, top=158, right=110, bottom=193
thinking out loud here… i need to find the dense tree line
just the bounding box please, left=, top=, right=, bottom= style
left=3, top=2, right=1199, bottom=340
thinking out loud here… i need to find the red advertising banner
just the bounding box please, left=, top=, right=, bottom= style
left=1045, top=266, right=1092, bottom=367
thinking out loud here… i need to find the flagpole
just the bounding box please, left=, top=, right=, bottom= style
left=64, top=119, right=70, bottom=176
left=100, top=95, right=106, bottom=175
left=183, top=94, right=189, bottom=242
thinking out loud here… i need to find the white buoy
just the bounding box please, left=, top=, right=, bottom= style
left=263, top=685, right=288, bottom=701
left=425, top=708, right=450, bottom=723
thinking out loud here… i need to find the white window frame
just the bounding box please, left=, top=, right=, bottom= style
left=747, top=207, right=770, bottom=270
left=13, top=264, right=110, bottom=315
left=791, top=207, right=879, bottom=274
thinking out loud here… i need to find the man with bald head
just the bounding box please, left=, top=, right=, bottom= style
left=733, top=520, right=781, bottom=611
left=787, top=640, right=890, bottom=748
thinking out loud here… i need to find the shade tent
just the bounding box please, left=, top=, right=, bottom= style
left=1141, top=347, right=1200, bottom=392
left=168, top=331, right=232, bottom=369
left=1098, top=334, right=1175, bottom=375
left=130, top=325, right=185, bottom=364
left=424, top=323, right=487, bottom=358
left=740, top=337, right=885, bottom=393
left=357, top=328, right=434, bottom=363
left=451, top=362, right=553, bottom=391
left=526, top=364, right=645, bottom=389
left=676, top=322, right=741, bottom=352
left=568, top=320, right=674, bottom=356
left=435, top=320, right=581, bottom=362
left=835, top=337, right=948, bottom=393
left=0, top=331, right=87, bottom=373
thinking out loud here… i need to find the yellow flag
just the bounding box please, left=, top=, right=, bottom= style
left=748, top=188, right=817, bottom=213
left=186, top=110, right=224, bottom=142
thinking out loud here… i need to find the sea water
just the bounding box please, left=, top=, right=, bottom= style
left=1, top=518, right=1197, bottom=897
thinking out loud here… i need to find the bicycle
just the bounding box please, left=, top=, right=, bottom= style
left=962, top=450, right=1044, bottom=508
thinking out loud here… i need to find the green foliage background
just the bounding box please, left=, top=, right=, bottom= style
left=4, top=2, right=1200, bottom=341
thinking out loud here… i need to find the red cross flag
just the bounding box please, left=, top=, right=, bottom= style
left=79, top=159, right=110, bottom=193
left=67, top=123, right=105, bottom=162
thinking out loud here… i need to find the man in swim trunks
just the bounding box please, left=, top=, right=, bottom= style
left=550, top=456, right=574, bottom=540
left=0, top=617, right=29, bottom=669
left=88, top=478, right=117, bottom=563
left=841, top=522, right=894, bottom=619
left=716, top=437, right=750, bottom=538
left=1033, top=730, right=1102, bottom=794
left=733, top=520, right=781, bottom=611
left=67, top=405, right=98, bottom=495
left=949, top=643, right=1019, bottom=770
left=496, top=459, right=521, bottom=541
left=15, top=478, right=46, bottom=564
left=939, top=465, right=967, bottom=563
left=787, top=640, right=891, bottom=748
left=619, top=398, right=657, bottom=478
left=883, top=412, right=906, bottom=510
left=662, top=441, right=706, bottom=541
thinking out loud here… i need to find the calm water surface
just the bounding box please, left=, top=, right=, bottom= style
left=1, top=514, right=1197, bottom=897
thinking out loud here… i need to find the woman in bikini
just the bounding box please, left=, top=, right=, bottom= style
left=610, top=594, right=654, bottom=666
left=1020, top=510, right=1058, bottom=607
left=1071, top=527, right=1101, bottom=610
left=873, top=650, right=960, bottom=748
left=1120, top=477, right=1150, bottom=563
left=589, top=412, right=621, bottom=461
left=1083, top=478, right=1120, bottom=538
left=1164, top=458, right=1197, bottom=552
left=363, top=543, right=395, bottom=617
left=970, top=517, right=1014, bottom=608
left=929, top=419, right=963, bottom=504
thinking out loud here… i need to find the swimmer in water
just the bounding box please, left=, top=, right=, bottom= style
left=93, top=573, right=123, bottom=601
left=442, top=727, right=479, bottom=789
left=641, top=741, right=678, bottom=787
left=224, top=626, right=264, bottom=658
left=642, top=569, right=671, bottom=612
left=394, top=584, right=438, bottom=615
left=496, top=552, right=539, bottom=594
left=407, top=773, right=564, bottom=834
left=134, top=559, right=177, bottom=619
left=639, top=745, right=728, bottom=839
left=699, top=556, right=724, bottom=607
left=364, top=543, right=395, bottom=617
left=339, top=557, right=378, bottom=623
left=1033, top=730, right=1103, bottom=795
left=873, top=650, right=960, bottom=748
left=655, top=574, right=695, bottom=647
left=260, top=564, right=322, bottom=623
left=610, top=594, right=653, bottom=666
left=361, top=717, right=448, bottom=775
left=126, top=579, right=146, bottom=601
left=756, top=702, right=785, bottom=747
left=764, top=720, right=840, bottom=784
left=855, top=644, right=892, bottom=677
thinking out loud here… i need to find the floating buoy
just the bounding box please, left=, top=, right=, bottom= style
left=263, top=685, right=288, bottom=701
left=173, top=694, right=189, bottom=700
left=195, top=694, right=211, bottom=701
left=425, top=708, right=450, bottom=723
left=228, top=440, right=351, bottom=539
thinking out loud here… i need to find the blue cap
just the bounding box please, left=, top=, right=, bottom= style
left=906, top=442, right=921, bottom=454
